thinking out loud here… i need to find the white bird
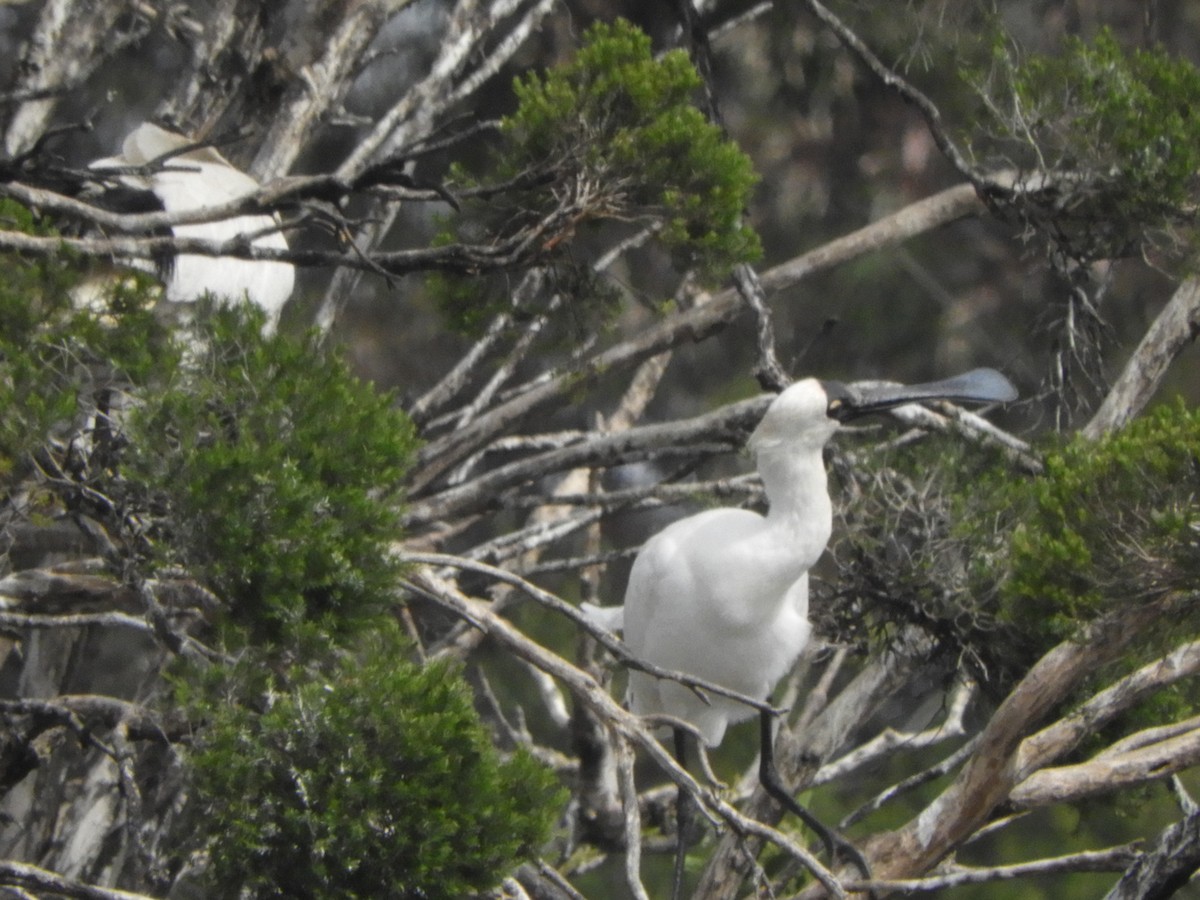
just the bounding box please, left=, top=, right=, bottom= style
left=86, top=122, right=295, bottom=333
left=585, top=367, right=1017, bottom=893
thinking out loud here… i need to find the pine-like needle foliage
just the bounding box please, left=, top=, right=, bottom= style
left=433, top=18, right=761, bottom=332
left=991, top=401, right=1200, bottom=643
left=826, top=404, right=1200, bottom=695
left=182, top=626, right=565, bottom=900
left=978, top=29, right=1200, bottom=263
left=124, top=302, right=417, bottom=646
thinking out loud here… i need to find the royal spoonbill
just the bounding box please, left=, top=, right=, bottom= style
left=586, top=367, right=1018, bottom=894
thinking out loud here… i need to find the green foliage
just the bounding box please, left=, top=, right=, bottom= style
left=978, top=30, right=1200, bottom=260
left=990, top=401, right=1200, bottom=641
left=0, top=200, right=173, bottom=474
left=0, top=216, right=414, bottom=649
left=503, top=19, right=760, bottom=274
left=831, top=406, right=1200, bottom=694
left=960, top=400, right=1200, bottom=676
left=124, top=303, right=417, bottom=646
left=184, top=625, right=564, bottom=899
left=1, top=212, right=560, bottom=898
left=432, top=18, right=760, bottom=333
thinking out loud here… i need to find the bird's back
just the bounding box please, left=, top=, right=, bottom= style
left=88, top=124, right=294, bottom=330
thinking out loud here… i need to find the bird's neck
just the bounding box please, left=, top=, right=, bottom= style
left=757, top=446, right=833, bottom=554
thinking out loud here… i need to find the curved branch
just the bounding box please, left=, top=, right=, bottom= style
left=0, top=695, right=187, bottom=743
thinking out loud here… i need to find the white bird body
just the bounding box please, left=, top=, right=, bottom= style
left=623, top=379, right=834, bottom=747
left=88, top=123, right=294, bottom=332
left=590, top=370, right=1018, bottom=892
left=587, top=370, right=1019, bottom=753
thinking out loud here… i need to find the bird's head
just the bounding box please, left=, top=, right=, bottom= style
left=749, top=368, right=1018, bottom=456
left=748, top=378, right=837, bottom=455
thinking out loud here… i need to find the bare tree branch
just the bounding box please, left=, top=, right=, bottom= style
left=1083, top=276, right=1200, bottom=439
left=3, top=0, right=145, bottom=156
left=1105, top=809, right=1200, bottom=900
left=858, top=592, right=1184, bottom=886
left=1012, top=725, right=1200, bottom=808
left=813, top=680, right=974, bottom=787
left=1015, top=639, right=1200, bottom=780
left=845, top=845, right=1140, bottom=895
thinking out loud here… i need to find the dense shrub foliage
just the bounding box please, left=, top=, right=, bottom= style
left=182, top=628, right=565, bottom=899
left=124, top=302, right=417, bottom=646
left=0, top=203, right=562, bottom=896
left=503, top=18, right=761, bottom=277
left=993, top=401, right=1200, bottom=641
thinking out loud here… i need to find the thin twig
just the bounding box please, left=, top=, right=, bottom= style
left=401, top=552, right=785, bottom=716
left=843, top=845, right=1140, bottom=894
left=734, top=264, right=791, bottom=391
left=800, top=0, right=994, bottom=193
left=840, top=736, right=981, bottom=831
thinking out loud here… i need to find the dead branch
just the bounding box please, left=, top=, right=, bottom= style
left=1015, top=639, right=1200, bottom=779
left=858, top=592, right=1184, bottom=887
left=1011, top=725, right=1200, bottom=808
left=1083, top=276, right=1200, bottom=439
left=0, top=694, right=187, bottom=743
left=1105, top=808, right=1200, bottom=900
left=813, top=680, right=974, bottom=787
left=844, top=844, right=1140, bottom=895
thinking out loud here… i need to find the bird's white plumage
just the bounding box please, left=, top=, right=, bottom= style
left=587, top=371, right=1017, bottom=750
left=90, top=123, right=294, bottom=332
left=619, top=379, right=836, bottom=747
left=586, top=369, right=1015, bottom=892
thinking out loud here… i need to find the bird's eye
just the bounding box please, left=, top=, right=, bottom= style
left=827, top=398, right=844, bottom=416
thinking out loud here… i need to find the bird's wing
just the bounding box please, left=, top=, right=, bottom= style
left=146, top=157, right=294, bottom=321
left=148, top=160, right=257, bottom=212
left=622, top=507, right=763, bottom=654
